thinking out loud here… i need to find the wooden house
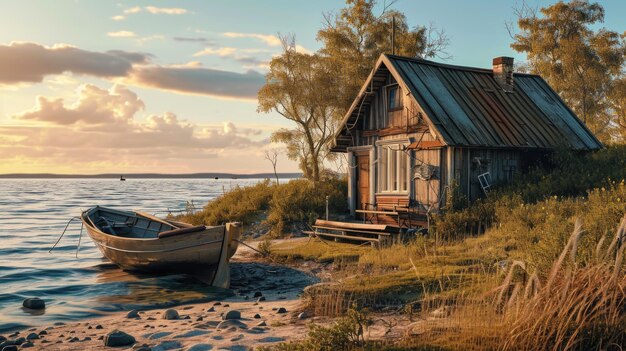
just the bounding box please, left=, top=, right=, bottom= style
left=331, top=54, right=602, bottom=224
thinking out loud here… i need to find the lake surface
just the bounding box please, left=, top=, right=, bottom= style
left=0, top=178, right=272, bottom=332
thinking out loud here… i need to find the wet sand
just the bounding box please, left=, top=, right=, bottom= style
left=0, top=240, right=320, bottom=350
left=1, top=239, right=419, bottom=350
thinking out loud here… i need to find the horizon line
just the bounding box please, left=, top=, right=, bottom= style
left=0, top=172, right=303, bottom=179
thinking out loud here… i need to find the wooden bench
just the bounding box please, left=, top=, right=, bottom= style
left=304, top=219, right=398, bottom=247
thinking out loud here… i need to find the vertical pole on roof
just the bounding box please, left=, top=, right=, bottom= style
left=391, top=16, right=396, bottom=55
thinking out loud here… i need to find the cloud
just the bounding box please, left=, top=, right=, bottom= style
left=14, top=84, right=145, bottom=125
left=0, top=84, right=273, bottom=173
left=0, top=42, right=150, bottom=84
left=0, top=42, right=262, bottom=100
left=123, top=6, right=142, bottom=14
left=145, top=6, right=187, bottom=15
left=172, top=37, right=215, bottom=46
left=108, top=31, right=136, bottom=37
left=116, top=6, right=187, bottom=18
left=193, top=47, right=271, bottom=70
left=223, top=32, right=282, bottom=47
left=221, top=32, right=312, bottom=54
left=129, top=66, right=265, bottom=100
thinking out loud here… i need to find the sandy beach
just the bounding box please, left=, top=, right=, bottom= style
left=1, top=238, right=422, bottom=351
left=0, top=239, right=319, bottom=351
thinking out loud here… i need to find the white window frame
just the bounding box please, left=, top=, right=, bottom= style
left=376, top=141, right=410, bottom=195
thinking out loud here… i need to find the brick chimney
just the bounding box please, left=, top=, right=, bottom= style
left=493, top=57, right=514, bottom=92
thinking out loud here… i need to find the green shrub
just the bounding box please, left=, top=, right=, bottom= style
left=260, top=305, right=371, bottom=351
left=267, top=176, right=347, bottom=236
left=178, top=179, right=275, bottom=226
left=431, top=145, right=626, bottom=243
left=178, top=176, right=348, bottom=237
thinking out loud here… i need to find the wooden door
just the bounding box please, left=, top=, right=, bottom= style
left=356, top=153, right=370, bottom=211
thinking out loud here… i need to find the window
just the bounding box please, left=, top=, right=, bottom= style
left=378, top=145, right=409, bottom=193
left=387, top=85, right=402, bottom=111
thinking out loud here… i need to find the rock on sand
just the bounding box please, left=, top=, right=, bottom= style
left=162, top=309, right=179, bottom=320
left=223, top=310, right=241, bottom=320
left=104, top=330, right=136, bottom=347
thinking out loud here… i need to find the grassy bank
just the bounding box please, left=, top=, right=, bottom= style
left=263, top=145, right=626, bottom=350
left=176, top=176, right=347, bottom=236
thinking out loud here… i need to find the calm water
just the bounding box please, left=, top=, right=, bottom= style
left=0, top=178, right=269, bottom=332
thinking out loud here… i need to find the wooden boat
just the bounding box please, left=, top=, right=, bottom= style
left=80, top=206, right=241, bottom=288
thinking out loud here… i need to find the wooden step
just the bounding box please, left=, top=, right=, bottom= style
left=303, top=230, right=380, bottom=243
left=314, top=219, right=399, bottom=233
left=312, top=225, right=391, bottom=236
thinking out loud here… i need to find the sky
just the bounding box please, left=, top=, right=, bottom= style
left=0, top=0, right=624, bottom=175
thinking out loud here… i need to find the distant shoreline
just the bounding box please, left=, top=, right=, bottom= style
left=0, top=172, right=302, bottom=179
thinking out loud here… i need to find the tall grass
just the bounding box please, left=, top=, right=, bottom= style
left=495, top=217, right=626, bottom=351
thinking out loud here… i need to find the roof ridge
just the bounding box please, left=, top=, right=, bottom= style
left=384, top=54, right=541, bottom=77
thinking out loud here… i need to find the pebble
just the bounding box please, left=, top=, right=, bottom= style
left=223, top=304, right=230, bottom=307
left=133, top=343, right=151, bottom=351
left=162, top=309, right=179, bottom=320
left=38, top=330, right=47, bottom=335
left=127, top=309, right=140, bottom=318
left=22, top=298, right=45, bottom=310
left=253, top=314, right=261, bottom=319
left=207, top=307, right=215, bottom=312
left=257, top=296, right=266, bottom=302
left=69, top=337, right=79, bottom=342
left=20, top=340, right=36, bottom=348
left=83, top=337, right=91, bottom=341
left=2, top=345, right=18, bottom=351
left=256, top=321, right=267, bottom=327
left=26, top=333, right=39, bottom=340
left=95, top=325, right=103, bottom=330
left=277, top=307, right=287, bottom=314
left=298, top=311, right=311, bottom=320
left=213, top=302, right=221, bottom=306
left=253, top=291, right=263, bottom=298
left=104, top=330, right=136, bottom=347
left=0, top=337, right=5, bottom=343
left=223, top=310, right=241, bottom=320
left=196, top=316, right=203, bottom=322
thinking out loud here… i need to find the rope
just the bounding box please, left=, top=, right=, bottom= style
left=232, top=239, right=277, bottom=262
left=49, top=217, right=80, bottom=253
left=75, top=221, right=84, bottom=258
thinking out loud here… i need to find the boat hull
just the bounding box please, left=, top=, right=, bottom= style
left=80, top=209, right=241, bottom=283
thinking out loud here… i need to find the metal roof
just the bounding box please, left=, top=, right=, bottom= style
left=332, top=54, right=602, bottom=152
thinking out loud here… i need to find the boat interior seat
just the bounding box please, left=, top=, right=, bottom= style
left=158, top=225, right=206, bottom=239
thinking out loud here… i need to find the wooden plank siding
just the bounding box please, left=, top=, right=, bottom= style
left=332, top=53, right=601, bottom=228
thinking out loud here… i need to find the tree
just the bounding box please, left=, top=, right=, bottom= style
left=264, top=149, right=280, bottom=185
left=258, top=1, right=448, bottom=180
left=258, top=38, right=341, bottom=181
left=510, top=1, right=626, bottom=140
left=317, top=0, right=449, bottom=109
left=612, top=76, right=626, bottom=140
